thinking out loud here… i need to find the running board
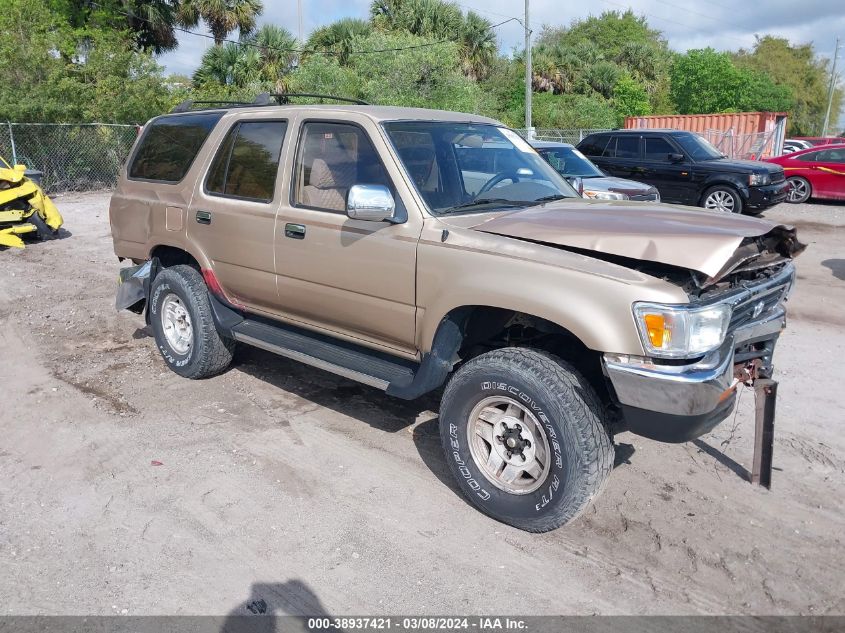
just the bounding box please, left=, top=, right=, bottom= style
left=230, top=319, right=417, bottom=391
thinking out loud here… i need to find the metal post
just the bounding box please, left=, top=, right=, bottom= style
left=751, top=379, right=777, bottom=489
left=524, top=0, right=532, bottom=137
left=822, top=37, right=840, bottom=137
left=297, top=0, right=303, bottom=43
left=7, top=121, right=17, bottom=165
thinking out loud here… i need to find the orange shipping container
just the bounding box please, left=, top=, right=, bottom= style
left=624, top=112, right=788, bottom=159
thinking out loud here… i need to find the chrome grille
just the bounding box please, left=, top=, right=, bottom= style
left=729, top=284, right=789, bottom=330
left=630, top=192, right=660, bottom=202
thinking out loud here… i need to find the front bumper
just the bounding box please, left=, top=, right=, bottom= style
left=745, top=180, right=791, bottom=209
left=603, top=280, right=790, bottom=443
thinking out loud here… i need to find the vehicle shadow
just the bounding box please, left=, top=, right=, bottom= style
left=232, top=345, right=441, bottom=434
left=822, top=259, right=845, bottom=281
left=219, top=579, right=336, bottom=633
left=232, top=347, right=637, bottom=506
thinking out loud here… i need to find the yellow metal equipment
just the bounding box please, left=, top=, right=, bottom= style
left=0, top=157, right=63, bottom=248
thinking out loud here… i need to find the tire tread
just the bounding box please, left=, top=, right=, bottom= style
left=440, top=347, right=614, bottom=532
left=152, top=265, right=234, bottom=379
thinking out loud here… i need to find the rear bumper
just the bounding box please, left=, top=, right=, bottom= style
left=602, top=307, right=786, bottom=443
left=744, top=180, right=791, bottom=209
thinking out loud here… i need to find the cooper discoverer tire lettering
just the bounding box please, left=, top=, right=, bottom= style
left=439, top=347, right=614, bottom=532
left=149, top=265, right=235, bottom=379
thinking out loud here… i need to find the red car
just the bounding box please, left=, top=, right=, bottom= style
left=765, top=143, right=845, bottom=203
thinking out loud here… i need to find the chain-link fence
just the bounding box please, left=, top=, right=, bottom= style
left=0, top=122, right=139, bottom=194
left=700, top=128, right=780, bottom=161
left=515, top=128, right=611, bottom=144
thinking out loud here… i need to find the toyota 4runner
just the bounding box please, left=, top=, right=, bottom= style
left=110, top=95, right=804, bottom=532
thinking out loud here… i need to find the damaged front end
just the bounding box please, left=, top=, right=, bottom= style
left=0, top=157, right=63, bottom=249
left=602, top=232, right=802, bottom=443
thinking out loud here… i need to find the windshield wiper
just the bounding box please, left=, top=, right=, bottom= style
left=439, top=198, right=532, bottom=214
left=533, top=194, right=569, bottom=203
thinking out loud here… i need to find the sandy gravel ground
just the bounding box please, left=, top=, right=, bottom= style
left=0, top=193, right=843, bottom=616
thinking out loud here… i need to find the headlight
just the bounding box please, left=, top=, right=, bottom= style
left=633, top=302, right=732, bottom=358
left=583, top=189, right=628, bottom=200
left=749, top=173, right=770, bottom=186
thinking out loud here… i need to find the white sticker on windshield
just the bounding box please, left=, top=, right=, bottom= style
left=499, top=128, right=534, bottom=153
left=572, top=149, right=589, bottom=160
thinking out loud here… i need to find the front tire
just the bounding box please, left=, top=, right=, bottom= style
left=786, top=176, right=811, bottom=203
left=702, top=185, right=743, bottom=214
left=149, top=265, right=234, bottom=379
left=439, top=348, right=614, bottom=532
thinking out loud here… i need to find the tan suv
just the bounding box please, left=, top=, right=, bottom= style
left=110, top=95, right=804, bottom=532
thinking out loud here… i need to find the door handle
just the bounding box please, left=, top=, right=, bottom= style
left=195, top=210, right=212, bottom=225
left=285, top=223, right=306, bottom=239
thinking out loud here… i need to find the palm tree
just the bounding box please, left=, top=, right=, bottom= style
left=178, top=0, right=264, bottom=45
left=193, top=25, right=296, bottom=91
left=251, top=24, right=298, bottom=80
left=370, top=0, right=497, bottom=79
left=120, top=0, right=181, bottom=53
left=306, top=18, right=372, bottom=65
left=458, top=11, right=496, bottom=81
left=193, top=42, right=242, bottom=86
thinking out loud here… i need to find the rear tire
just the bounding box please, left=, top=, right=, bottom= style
left=786, top=176, right=811, bottom=203
left=702, top=185, right=743, bottom=214
left=149, top=265, right=234, bottom=379
left=439, top=347, right=614, bottom=532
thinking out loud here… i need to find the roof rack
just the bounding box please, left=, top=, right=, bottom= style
left=170, top=92, right=370, bottom=114
left=254, top=92, right=370, bottom=105
left=170, top=99, right=253, bottom=113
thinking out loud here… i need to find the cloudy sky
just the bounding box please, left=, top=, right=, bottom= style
left=158, top=0, right=845, bottom=130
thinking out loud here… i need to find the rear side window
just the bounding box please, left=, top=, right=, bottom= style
left=614, top=135, right=640, bottom=159
left=578, top=135, right=610, bottom=157
left=205, top=120, right=287, bottom=202
left=128, top=113, right=223, bottom=182
left=644, top=137, right=675, bottom=161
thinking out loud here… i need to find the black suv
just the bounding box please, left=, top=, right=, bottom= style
left=576, top=129, right=789, bottom=215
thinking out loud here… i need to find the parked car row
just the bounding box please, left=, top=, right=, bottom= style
left=534, top=131, right=845, bottom=210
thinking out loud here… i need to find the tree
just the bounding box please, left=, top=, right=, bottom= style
left=457, top=11, right=497, bottom=81
left=48, top=0, right=182, bottom=54
left=532, top=93, right=618, bottom=129
left=370, top=0, right=498, bottom=80
left=178, top=0, right=263, bottom=45
left=735, top=36, right=842, bottom=135
left=0, top=0, right=173, bottom=123
left=671, top=48, right=792, bottom=114
left=193, top=25, right=297, bottom=91
left=613, top=73, right=651, bottom=122
left=306, top=18, right=372, bottom=65
left=533, top=11, right=673, bottom=113
left=290, top=31, right=482, bottom=113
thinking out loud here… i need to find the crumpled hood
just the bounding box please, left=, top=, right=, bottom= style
left=458, top=201, right=799, bottom=278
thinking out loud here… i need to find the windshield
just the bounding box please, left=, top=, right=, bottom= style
left=383, top=122, right=579, bottom=215
left=673, top=132, right=726, bottom=161
left=537, top=146, right=604, bottom=177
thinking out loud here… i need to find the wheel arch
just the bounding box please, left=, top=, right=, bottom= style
left=413, top=305, right=613, bottom=405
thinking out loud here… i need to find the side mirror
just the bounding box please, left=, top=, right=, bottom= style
left=568, top=176, right=584, bottom=196
left=347, top=184, right=395, bottom=222
left=668, top=153, right=685, bottom=163
left=14, top=164, right=27, bottom=172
